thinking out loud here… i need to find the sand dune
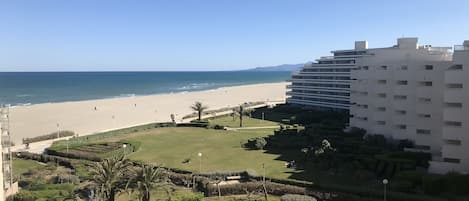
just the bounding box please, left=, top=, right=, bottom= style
left=9, top=82, right=288, bottom=144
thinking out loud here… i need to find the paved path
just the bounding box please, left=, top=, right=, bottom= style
left=225, top=125, right=280, bottom=131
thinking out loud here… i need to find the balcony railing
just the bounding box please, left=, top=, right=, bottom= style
left=454, top=45, right=469, bottom=51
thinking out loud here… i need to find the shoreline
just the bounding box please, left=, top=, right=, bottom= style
left=6, top=81, right=286, bottom=108
left=9, top=82, right=288, bottom=144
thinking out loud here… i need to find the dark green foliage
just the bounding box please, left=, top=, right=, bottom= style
left=14, top=152, right=74, bottom=169
left=179, top=120, right=209, bottom=128
left=206, top=181, right=306, bottom=197
left=22, top=130, right=75, bottom=144
left=243, top=137, right=267, bottom=150
left=422, top=172, right=469, bottom=195
left=395, top=170, right=424, bottom=188
left=212, top=124, right=225, bottom=130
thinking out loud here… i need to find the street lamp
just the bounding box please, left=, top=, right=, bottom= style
left=56, top=123, right=60, bottom=139
left=262, top=163, right=266, bottom=184
left=123, top=144, right=127, bottom=155
left=198, top=152, right=202, bottom=173
left=382, top=179, right=389, bottom=201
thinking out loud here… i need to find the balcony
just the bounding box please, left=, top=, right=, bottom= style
left=443, top=108, right=464, bottom=122
left=442, top=126, right=464, bottom=141
left=445, top=70, right=465, bottom=82
left=454, top=45, right=469, bottom=51
left=444, top=89, right=464, bottom=103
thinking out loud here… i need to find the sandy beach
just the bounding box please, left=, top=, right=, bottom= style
left=9, top=82, right=288, bottom=144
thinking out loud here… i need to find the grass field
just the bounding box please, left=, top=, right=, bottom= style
left=124, top=127, right=301, bottom=181
left=207, top=115, right=280, bottom=128
left=13, top=158, right=45, bottom=177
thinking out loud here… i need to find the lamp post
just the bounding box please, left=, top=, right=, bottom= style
left=262, top=163, right=266, bottom=184
left=56, top=123, right=60, bottom=139
left=382, top=179, right=389, bottom=201
left=123, top=144, right=127, bottom=155
left=198, top=152, right=202, bottom=173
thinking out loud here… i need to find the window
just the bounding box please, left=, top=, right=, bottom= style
left=401, top=65, right=408, bottom=70
left=363, top=66, right=369, bottom=70
left=394, top=95, right=407, bottom=100
left=425, top=65, right=434, bottom=70
left=377, top=93, right=387, bottom=98
left=379, top=65, right=388, bottom=70
left=445, top=102, right=463, bottom=108
left=378, top=80, right=387, bottom=84
left=443, top=158, right=461, bottom=164
left=377, top=121, right=386, bottom=125
left=377, top=107, right=386, bottom=111
left=416, top=129, right=431, bottom=135
left=395, top=110, right=407, bottom=115
left=419, top=81, right=433, bottom=86
left=415, top=145, right=431, bottom=150
left=445, top=140, right=462, bottom=145
left=418, top=97, right=431, bottom=103
left=448, top=64, right=463, bottom=71
left=396, top=124, right=407, bottom=130
left=418, top=113, right=431, bottom=118
left=446, top=83, right=463, bottom=89
left=444, top=121, right=462, bottom=127
left=397, top=80, right=408, bottom=85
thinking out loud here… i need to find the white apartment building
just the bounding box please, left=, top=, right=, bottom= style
left=350, top=38, right=453, bottom=156
left=289, top=38, right=469, bottom=173
left=429, top=41, right=469, bottom=174
left=286, top=41, right=368, bottom=111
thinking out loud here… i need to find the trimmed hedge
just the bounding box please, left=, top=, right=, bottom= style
left=13, top=152, right=74, bottom=169
left=22, top=130, right=75, bottom=144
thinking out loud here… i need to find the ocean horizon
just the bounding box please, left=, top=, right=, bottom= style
left=0, top=71, right=291, bottom=106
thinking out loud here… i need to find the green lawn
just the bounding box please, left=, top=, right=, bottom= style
left=125, top=127, right=301, bottom=181
left=207, top=115, right=280, bottom=128
left=13, top=158, right=45, bottom=177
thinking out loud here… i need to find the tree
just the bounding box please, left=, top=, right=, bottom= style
left=190, top=102, right=208, bottom=121
left=233, top=105, right=253, bottom=127
left=90, top=154, right=131, bottom=201
left=126, top=163, right=171, bottom=201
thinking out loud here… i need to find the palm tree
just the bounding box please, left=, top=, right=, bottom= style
left=126, top=163, right=171, bottom=201
left=90, top=154, right=130, bottom=201
left=190, top=101, right=208, bottom=121
left=233, top=105, right=253, bottom=127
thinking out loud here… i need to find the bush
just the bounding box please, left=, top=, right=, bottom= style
left=211, top=124, right=225, bottom=130
left=280, top=194, right=317, bottom=201
left=244, top=137, right=267, bottom=150
left=422, top=175, right=445, bottom=195
left=23, top=131, right=75, bottom=144
left=6, top=191, right=35, bottom=201
left=395, top=170, right=423, bottom=187
left=206, top=181, right=306, bottom=197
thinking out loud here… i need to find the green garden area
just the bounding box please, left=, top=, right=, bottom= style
left=10, top=104, right=469, bottom=201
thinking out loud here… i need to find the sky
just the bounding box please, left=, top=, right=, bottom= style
left=1, top=0, right=469, bottom=72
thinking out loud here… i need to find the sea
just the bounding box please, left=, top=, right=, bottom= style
left=0, top=71, right=291, bottom=106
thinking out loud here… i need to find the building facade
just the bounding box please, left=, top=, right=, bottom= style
left=289, top=38, right=469, bottom=173
left=429, top=41, right=469, bottom=173
left=286, top=41, right=368, bottom=111
left=349, top=38, right=452, bottom=156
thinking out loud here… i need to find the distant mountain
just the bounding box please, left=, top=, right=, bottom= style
left=243, top=63, right=304, bottom=72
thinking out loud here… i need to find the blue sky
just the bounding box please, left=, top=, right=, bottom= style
left=1, top=0, right=469, bottom=71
